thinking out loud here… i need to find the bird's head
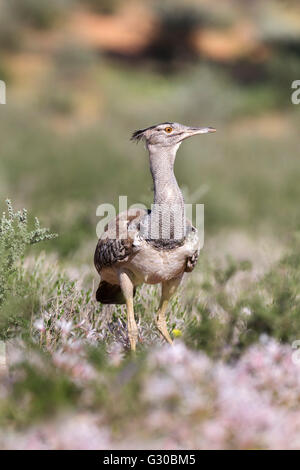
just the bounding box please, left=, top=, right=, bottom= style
left=131, top=122, right=216, bottom=149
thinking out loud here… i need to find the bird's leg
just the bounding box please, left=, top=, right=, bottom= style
left=119, top=271, right=138, bottom=352
left=156, top=276, right=182, bottom=345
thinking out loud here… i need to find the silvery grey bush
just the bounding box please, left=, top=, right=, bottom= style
left=0, top=199, right=57, bottom=306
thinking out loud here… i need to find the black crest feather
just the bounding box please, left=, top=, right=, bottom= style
left=130, top=125, right=156, bottom=143
left=131, top=129, right=146, bottom=142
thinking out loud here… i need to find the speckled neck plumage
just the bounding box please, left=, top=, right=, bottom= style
left=144, top=143, right=186, bottom=244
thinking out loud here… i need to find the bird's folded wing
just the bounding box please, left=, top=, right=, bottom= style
left=94, top=208, right=147, bottom=273
left=94, top=237, right=133, bottom=272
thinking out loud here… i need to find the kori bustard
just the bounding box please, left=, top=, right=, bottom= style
left=94, top=122, right=216, bottom=351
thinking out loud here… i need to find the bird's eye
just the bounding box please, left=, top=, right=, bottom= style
left=165, top=126, right=173, bottom=134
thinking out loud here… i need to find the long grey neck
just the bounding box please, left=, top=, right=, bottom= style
left=145, top=143, right=186, bottom=240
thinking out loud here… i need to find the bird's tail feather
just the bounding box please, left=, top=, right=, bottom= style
left=96, top=281, right=136, bottom=305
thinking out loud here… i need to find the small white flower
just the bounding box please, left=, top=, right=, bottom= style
left=56, top=319, right=73, bottom=335
left=241, top=306, right=252, bottom=316
left=33, top=318, right=45, bottom=332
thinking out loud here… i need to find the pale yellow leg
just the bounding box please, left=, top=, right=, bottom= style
left=119, top=271, right=138, bottom=352
left=156, top=276, right=182, bottom=345
left=156, top=298, right=173, bottom=345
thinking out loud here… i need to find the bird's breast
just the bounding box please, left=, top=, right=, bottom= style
left=128, top=232, right=200, bottom=284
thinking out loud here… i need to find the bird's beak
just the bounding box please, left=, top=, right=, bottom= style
left=188, top=126, right=216, bottom=135
left=180, top=126, right=216, bottom=142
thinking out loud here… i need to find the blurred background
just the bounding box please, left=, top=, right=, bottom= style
left=1, top=0, right=300, bottom=450
left=0, top=0, right=299, bottom=258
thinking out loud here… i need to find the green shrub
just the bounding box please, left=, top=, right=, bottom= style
left=0, top=199, right=57, bottom=309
